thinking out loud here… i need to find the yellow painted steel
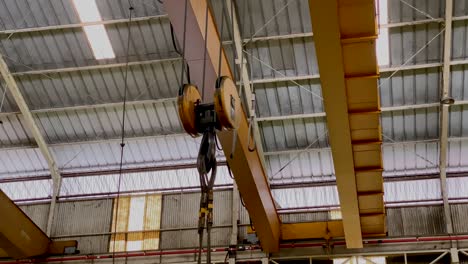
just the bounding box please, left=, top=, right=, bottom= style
left=308, top=0, right=385, bottom=248
left=0, top=190, right=78, bottom=259
left=0, top=190, right=51, bottom=258
left=282, top=222, right=344, bottom=241
left=164, top=0, right=280, bottom=252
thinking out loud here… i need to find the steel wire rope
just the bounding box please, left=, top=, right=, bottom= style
left=111, top=2, right=134, bottom=262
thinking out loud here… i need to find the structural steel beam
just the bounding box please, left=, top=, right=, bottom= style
left=256, top=100, right=468, bottom=122
left=308, top=0, right=385, bottom=248
left=0, top=190, right=77, bottom=259
left=164, top=0, right=280, bottom=252
left=439, top=0, right=454, bottom=234
left=1, top=11, right=467, bottom=37
left=224, top=0, right=267, bottom=169
left=0, top=54, right=61, bottom=236
left=0, top=15, right=167, bottom=35
left=0, top=98, right=177, bottom=118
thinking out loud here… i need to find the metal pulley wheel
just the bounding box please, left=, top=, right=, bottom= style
left=214, top=76, right=241, bottom=130
left=178, top=84, right=201, bottom=137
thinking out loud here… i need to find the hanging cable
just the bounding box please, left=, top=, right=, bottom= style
left=196, top=127, right=218, bottom=264
left=247, top=48, right=257, bottom=152
left=170, top=22, right=191, bottom=84
left=111, top=2, right=133, bottom=262
left=200, top=2, right=210, bottom=99
left=178, top=0, right=189, bottom=95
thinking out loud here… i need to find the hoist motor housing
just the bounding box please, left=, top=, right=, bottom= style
left=178, top=76, right=241, bottom=136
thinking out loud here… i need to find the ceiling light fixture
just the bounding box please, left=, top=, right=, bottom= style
left=72, top=0, right=115, bottom=60
left=376, top=0, right=389, bottom=66
left=441, top=96, right=455, bottom=105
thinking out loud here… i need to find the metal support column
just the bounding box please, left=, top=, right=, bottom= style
left=223, top=0, right=267, bottom=170
left=440, top=0, right=454, bottom=235
left=0, top=54, right=62, bottom=236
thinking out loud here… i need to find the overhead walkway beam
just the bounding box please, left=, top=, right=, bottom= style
left=308, top=0, right=386, bottom=248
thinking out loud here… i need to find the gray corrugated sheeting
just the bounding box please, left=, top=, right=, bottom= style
left=452, top=65, right=468, bottom=100
left=19, top=203, right=49, bottom=232
left=386, top=206, right=446, bottom=236
left=36, top=101, right=182, bottom=144
left=388, top=0, right=443, bottom=23
left=0, top=148, right=49, bottom=178
left=381, top=109, right=439, bottom=142
left=384, top=179, right=442, bottom=202
left=0, top=134, right=202, bottom=179
left=0, top=0, right=164, bottom=31
left=382, top=141, right=439, bottom=176
left=96, top=0, right=165, bottom=20
left=0, top=20, right=175, bottom=72
left=453, top=20, right=468, bottom=60
left=449, top=105, right=468, bottom=137
left=0, top=179, right=52, bottom=200
left=14, top=60, right=182, bottom=110
left=447, top=140, right=468, bottom=171
left=448, top=177, right=468, bottom=199
left=280, top=211, right=329, bottom=223
left=54, top=134, right=201, bottom=173
left=247, top=37, right=318, bottom=80
left=266, top=149, right=335, bottom=184
left=272, top=185, right=339, bottom=208
left=0, top=114, right=34, bottom=146
left=454, top=0, right=468, bottom=16
left=52, top=199, right=113, bottom=254
left=61, top=167, right=232, bottom=197
left=451, top=203, right=468, bottom=234
left=260, top=117, right=329, bottom=152
left=159, top=190, right=233, bottom=249
left=389, top=24, right=443, bottom=66
left=235, top=0, right=311, bottom=39
left=255, top=80, right=323, bottom=119
left=0, top=100, right=183, bottom=148
left=379, top=68, right=441, bottom=107
left=271, top=177, right=457, bottom=209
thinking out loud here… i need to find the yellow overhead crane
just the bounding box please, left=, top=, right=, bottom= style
left=167, top=0, right=385, bottom=253
left=308, top=0, right=386, bottom=247
left=0, top=190, right=77, bottom=259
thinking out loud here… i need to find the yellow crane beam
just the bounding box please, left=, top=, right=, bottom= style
left=163, top=0, right=281, bottom=252
left=0, top=190, right=77, bottom=259
left=307, top=0, right=386, bottom=248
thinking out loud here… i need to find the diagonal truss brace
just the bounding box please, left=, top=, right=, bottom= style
left=0, top=54, right=61, bottom=236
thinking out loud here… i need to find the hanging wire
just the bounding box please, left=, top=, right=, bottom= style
left=243, top=0, right=295, bottom=47
left=271, top=130, right=328, bottom=178
left=215, top=0, right=227, bottom=88
left=111, top=2, right=134, bottom=261
left=382, top=134, right=437, bottom=167
left=200, top=2, right=210, bottom=99
left=0, top=83, right=6, bottom=124
left=399, top=0, right=438, bottom=21
left=243, top=49, right=324, bottom=100
left=377, top=28, right=445, bottom=89
left=178, top=0, right=190, bottom=93
left=170, top=22, right=191, bottom=84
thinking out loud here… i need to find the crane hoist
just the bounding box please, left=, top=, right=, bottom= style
left=178, top=76, right=241, bottom=264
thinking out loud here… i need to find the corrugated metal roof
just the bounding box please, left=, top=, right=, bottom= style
left=388, top=0, right=444, bottom=23
left=0, top=0, right=467, bottom=208
left=60, top=166, right=233, bottom=197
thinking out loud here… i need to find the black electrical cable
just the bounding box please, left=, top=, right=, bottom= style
left=178, top=0, right=189, bottom=94
left=170, top=23, right=181, bottom=55
left=112, top=2, right=134, bottom=263
left=215, top=0, right=226, bottom=88
left=200, top=2, right=210, bottom=99
left=170, top=23, right=191, bottom=84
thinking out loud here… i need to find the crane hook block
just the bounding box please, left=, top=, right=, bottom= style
left=178, top=83, right=201, bottom=137
left=214, top=76, right=241, bottom=130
